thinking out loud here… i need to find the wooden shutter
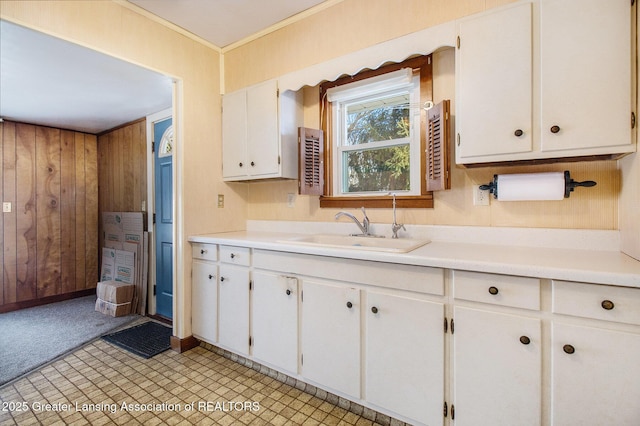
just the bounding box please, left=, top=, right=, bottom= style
left=298, top=127, right=324, bottom=195
left=426, top=100, right=451, bottom=191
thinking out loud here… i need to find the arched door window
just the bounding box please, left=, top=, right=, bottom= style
left=158, top=125, right=174, bottom=157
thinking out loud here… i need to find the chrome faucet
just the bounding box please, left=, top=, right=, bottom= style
left=335, top=207, right=370, bottom=236
left=390, top=193, right=405, bottom=239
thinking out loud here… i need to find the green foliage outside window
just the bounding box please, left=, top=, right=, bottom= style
left=343, top=96, right=411, bottom=193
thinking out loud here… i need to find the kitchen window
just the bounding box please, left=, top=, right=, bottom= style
left=313, top=55, right=445, bottom=209
left=329, top=68, right=419, bottom=196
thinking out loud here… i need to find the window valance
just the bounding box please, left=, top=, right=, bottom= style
left=278, top=21, right=455, bottom=92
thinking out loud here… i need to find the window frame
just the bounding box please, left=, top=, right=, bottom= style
left=319, top=55, right=433, bottom=209
left=331, top=73, right=420, bottom=197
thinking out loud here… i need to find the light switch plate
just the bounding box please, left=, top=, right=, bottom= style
left=3, top=202, right=11, bottom=213
left=217, top=194, right=224, bottom=208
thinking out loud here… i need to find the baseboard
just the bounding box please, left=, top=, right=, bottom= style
left=0, top=289, right=96, bottom=314
left=170, top=335, right=199, bottom=353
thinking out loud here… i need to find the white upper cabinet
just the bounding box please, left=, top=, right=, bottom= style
left=222, top=79, right=303, bottom=181
left=456, top=2, right=533, bottom=160
left=456, top=0, right=636, bottom=165
left=539, top=0, right=632, bottom=152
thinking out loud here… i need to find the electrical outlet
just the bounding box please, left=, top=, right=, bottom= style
left=287, top=193, right=295, bottom=208
left=2, top=202, right=11, bottom=213
left=217, top=194, right=224, bottom=208
left=473, top=185, right=490, bottom=206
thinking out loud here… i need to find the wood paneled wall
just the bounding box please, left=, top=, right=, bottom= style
left=1, top=121, right=98, bottom=310
left=96, top=119, right=148, bottom=251
left=97, top=118, right=147, bottom=214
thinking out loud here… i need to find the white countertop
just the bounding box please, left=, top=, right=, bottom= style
left=189, top=226, right=640, bottom=288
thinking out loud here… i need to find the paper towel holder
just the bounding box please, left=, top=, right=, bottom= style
left=479, top=170, right=596, bottom=200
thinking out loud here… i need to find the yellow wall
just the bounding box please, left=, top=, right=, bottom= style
left=0, top=0, right=241, bottom=337
left=225, top=0, right=623, bottom=230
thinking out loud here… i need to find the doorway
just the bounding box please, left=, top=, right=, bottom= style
left=147, top=109, right=173, bottom=321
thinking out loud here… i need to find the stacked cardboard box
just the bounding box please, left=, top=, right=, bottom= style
left=100, top=212, right=149, bottom=315
left=95, top=280, right=134, bottom=317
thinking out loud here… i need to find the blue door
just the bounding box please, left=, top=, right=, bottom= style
left=154, top=117, right=173, bottom=319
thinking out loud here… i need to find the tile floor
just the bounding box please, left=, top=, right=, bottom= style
left=0, top=325, right=401, bottom=426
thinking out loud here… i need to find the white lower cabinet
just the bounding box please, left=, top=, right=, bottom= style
left=301, top=279, right=361, bottom=399
left=218, top=263, right=250, bottom=355
left=251, top=270, right=298, bottom=374
left=191, top=243, right=640, bottom=426
left=452, top=307, right=541, bottom=426
left=191, top=260, right=218, bottom=343
left=551, top=279, right=640, bottom=425
left=365, top=291, right=444, bottom=425
left=551, top=323, right=640, bottom=426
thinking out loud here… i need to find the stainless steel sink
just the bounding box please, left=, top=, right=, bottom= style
left=278, top=234, right=430, bottom=253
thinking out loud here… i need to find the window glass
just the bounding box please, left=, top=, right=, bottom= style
left=332, top=75, right=418, bottom=196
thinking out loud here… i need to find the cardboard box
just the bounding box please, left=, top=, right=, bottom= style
left=95, top=298, right=131, bottom=317
left=96, top=280, right=134, bottom=304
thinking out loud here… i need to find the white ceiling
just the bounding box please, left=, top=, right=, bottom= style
left=0, top=1, right=328, bottom=134
left=128, top=0, right=328, bottom=48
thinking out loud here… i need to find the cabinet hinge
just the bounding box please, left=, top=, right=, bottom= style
left=153, top=285, right=156, bottom=296
left=151, top=141, right=155, bottom=153
left=249, top=336, right=252, bottom=347
left=456, top=133, right=461, bottom=147
left=278, top=155, right=281, bottom=165
left=301, top=353, right=304, bottom=365
left=301, top=290, right=303, bottom=302
left=452, top=404, right=455, bottom=420
left=443, top=401, right=448, bottom=418
left=444, top=317, right=448, bottom=333
left=451, top=318, right=455, bottom=334
left=632, top=111, right=636, bottom=129
left=457, top=35, right=461, bottom=49
left=249, top=280, right=253, bottom=290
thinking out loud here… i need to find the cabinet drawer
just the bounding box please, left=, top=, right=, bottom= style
left=219, top=245, right=250, bottom=266
left=552, top=280, right=640, bottom=326
left=453, top=270, right=540, bottom=310
left=192, top=243, right=217, bottom=262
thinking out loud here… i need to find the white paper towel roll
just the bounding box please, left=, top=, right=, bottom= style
left=497, top=172, right=565, bottom=201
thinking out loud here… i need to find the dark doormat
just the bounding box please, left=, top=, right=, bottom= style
left=102, top=321, right=172, bottom=359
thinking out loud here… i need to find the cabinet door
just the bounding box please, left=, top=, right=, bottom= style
left=222, top=89, right=247, bottom=179
left=246, top=79, right=280, bottom=177
left=365, top=291, right=444, bottom=426
left=301, top=279, right=360, bottom=398
left=552, top=323, right=640, bottom=425
left=453, top=307, right=541, bottom=426
left=218, top=264, right=250, bottom=355
left=252, top=271, right=298, bottom=374
left=540, top=0, right=632, bottom=152
left=456, top=2, right=532, bottom=161
left=191, top=261, right=218, bottom=343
